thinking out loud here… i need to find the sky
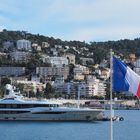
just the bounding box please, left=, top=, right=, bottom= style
left=0, top=0, right=140, bottom=42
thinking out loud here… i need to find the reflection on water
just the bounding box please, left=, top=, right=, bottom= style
left=0, top=110, right=140, bottom=140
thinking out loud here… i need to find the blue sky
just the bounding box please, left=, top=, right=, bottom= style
left=0, top=0, right=140, bottom=42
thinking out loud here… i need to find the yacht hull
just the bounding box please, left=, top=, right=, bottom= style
left=0, top=84, right=103, bottom=121
left=0, top=109, right=102, bottom=121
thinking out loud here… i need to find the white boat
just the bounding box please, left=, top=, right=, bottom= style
left=0, top=84, right=103, bottom=121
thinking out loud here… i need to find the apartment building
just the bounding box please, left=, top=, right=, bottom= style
left=74, top=65, right=89, bottom=80
left=65, top=53, right=75, bottom=64
left=16, top=39, right=31, bottom=51
left=43, top=56, right=68, bottom=67
left=10, top=51, right=30, bottom=62
left=36, top=66, right=69, bottom=79
left=0, top=67, right=25, bottom=76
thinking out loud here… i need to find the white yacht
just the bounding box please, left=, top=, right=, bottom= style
left=0, top=84, right=103, bottom=121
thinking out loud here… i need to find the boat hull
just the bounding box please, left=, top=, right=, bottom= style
left=0, top=109, right=102, bottom=121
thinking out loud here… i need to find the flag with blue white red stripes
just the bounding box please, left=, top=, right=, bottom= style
left=113, top=56, right=140, bottom=99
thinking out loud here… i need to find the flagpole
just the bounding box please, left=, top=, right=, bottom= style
left=110, top=49, right=113, bottom=140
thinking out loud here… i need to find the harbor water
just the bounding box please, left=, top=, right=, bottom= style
left=0, top=110, right=140, bottom=140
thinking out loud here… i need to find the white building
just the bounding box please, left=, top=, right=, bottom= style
left=16, top=39, right=31, bottom=51
left=10, top=51, right=30, bottom=62
left=100, top=68, right=110, bottom=79
left=16, top=80, right=45, bottom=93
left=43, top=57, right=68, bottom=67
left=65, top=53, right=75, bottom=64
left=3, top=41, right=14, bottom=50
left=42, top=42, right=50, bottom=48
left=50, top=48, right=58, bottom=56
left=54, top=76, right=64, bottom=84
left=86, top=77, right=106, bottom=97
left=32, top=43, right=42, bottom=51
left=36, top=67, right=69, bottom=79
left=95, top=68, right=101, bottom=75
left=0, top=67, right=25, bottom=76
left=74, top=65, right=89, bottom=75
left=80, top=57, right=94, bottom=65
left=53, top=79, right=106, bottom=97
left=53, top=82, right=77, bottom=95
left=55, top=45, right=62, bottom=49
left=78, top=83, right=86, bottom=96
left=74, top=65, right=89, bottom=80
left=134, top=59, right=140, bottom=75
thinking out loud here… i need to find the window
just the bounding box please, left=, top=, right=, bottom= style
left=0, top=111, right=30, bottom=114
left=0, top=104, right=59, bottom=108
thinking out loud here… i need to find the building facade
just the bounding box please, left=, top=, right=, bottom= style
left=134, top=59, right=140, bottom=75
left=16, top=39, right=31, bottom=51
left=10, top=51, right=30, bottom=62
left=36, top=66, right=69, bottom=79
left=43, top=57, right=68, bottom=67
left=0, top=67, right=25, bottom=76
left=42, top=42, right=50, bottom=48
left=3, top=41, right=14, bottom=50
left=74, top=65, right=89, bottom=80
left=65, top=53, right=75, bottom=64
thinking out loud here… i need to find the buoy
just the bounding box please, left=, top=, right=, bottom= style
left=112, top=116, right=124, bottom=121
left=119, top=117, right=124, bottom=121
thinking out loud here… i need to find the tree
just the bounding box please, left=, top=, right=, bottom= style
left=0, top=77, right=11, bottom=97
left=44, top=83, right=55, bottom=98
left=1, top=77, right=11, bottom=86
left=14, top=83, right=24, bottom=94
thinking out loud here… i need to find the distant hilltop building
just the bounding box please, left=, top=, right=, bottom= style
left=129, top=54, right=136, bottom=62
left=50, top=48, right=58, bottom=56
left=16, top=39, right=31, bottom=51
left=54, top=45, right=62, bottom=49
left=134, top=59, right=140, bottom=75
left=0, top=67, right=25, bottom=76
left=36, top=66, right=69, bottom=79
left=42, top=42, right=50, bottom=48
left=43, top=56, right=68, bottom=67
left=3, top=41, right=14, bottom=50
left=0, top=52, right=7, bottom=60
left=65, top=53, right=75, bottom=65
left=10, top=51, right=30, bottom=62
left=80, top=57, right=94, bottom=65
left=74, top=65, right=89, bottom=80
left=32, top=43, right=42, bottom=52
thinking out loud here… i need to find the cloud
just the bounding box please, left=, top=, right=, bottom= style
left=40, top=0, right=140, bottom=23
left=64, top=25, right=140, bottom=42
left=0, top=0, right=140, bottom=41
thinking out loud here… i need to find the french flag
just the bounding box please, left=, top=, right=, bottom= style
left=113, top=56, right=140, bottom=99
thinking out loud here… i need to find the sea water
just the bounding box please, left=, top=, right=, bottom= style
left=0, top=110, right=139, bottom=140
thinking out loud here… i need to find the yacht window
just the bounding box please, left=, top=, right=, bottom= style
left=12, top=104, right=17, bottom=108
left=50, top=104, right=54, bottom=107
left=0, top=104, right=5, bottom=108
left=5, top=89, right=10, bottom=95
left=32, top=111, right=66, bottom=114
left=0, top=111, right=30, bottom=114
left=6, top=104, right=11, bottom=108
left=0, top=104, right=51, bottom=108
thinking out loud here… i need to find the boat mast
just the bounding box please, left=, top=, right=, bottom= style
left=110, top=49, right=113, bottom=140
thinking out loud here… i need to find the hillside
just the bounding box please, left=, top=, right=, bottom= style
left=0, top=29, right=140, bottom=64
